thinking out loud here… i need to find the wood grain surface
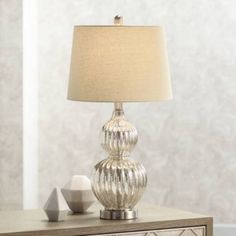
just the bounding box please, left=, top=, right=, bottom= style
left=0, top=204, right=213, bottom=236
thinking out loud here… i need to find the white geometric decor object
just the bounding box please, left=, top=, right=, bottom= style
left=61, top=175, right=96, bottom=213
left=44, top=187, right=69, bottom=222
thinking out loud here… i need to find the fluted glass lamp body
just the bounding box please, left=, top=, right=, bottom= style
left=92, top=103, right=147, bottom=219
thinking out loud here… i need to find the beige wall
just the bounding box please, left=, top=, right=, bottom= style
left=0, top=0, right=22, bottom=209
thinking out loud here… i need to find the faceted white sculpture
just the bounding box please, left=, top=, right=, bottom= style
left=61, top=175, right=96, bottom=213
left=44, top=187, right=69, bottom=221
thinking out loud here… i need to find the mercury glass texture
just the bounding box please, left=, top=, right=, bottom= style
left=92, top=103, right=147, bottom=210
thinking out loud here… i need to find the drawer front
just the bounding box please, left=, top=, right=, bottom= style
left=92, top=226, right=205, bottom=236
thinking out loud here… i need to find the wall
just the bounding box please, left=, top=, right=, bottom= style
left=0, top=0, right=22, bottom=209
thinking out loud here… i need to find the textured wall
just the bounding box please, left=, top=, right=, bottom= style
left=0, top=0, right=22, bottom=209
left=38, top=0, right=236, bottom=223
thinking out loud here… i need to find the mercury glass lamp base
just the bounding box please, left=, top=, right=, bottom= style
left=100, top=209, right=138, bottom=220
left=92, top=102, right=147, bottom=220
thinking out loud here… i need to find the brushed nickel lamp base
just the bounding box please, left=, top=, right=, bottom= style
left=100, top=209, right=138, bottom=220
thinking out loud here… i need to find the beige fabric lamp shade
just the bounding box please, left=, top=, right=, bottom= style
left=68, top=25, right=172, bottom=102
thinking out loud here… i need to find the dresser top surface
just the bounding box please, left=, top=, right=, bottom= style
left=0, top=203, right=212, bottom=235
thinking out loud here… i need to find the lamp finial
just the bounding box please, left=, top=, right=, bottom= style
left=114, top=15, right=123, bottom=25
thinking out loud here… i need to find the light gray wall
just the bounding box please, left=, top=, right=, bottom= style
left=0, top=0, right=22, bottom=209
left=38, top=0, right=236, bottom=223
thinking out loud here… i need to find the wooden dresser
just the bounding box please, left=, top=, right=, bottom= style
left=0, top=204, right=213, bottom=236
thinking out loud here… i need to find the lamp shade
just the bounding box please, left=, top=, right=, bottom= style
left=68, top=26, right=172, bottom=102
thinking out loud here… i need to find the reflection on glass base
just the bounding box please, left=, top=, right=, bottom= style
left=100, top=209, right=138, bottom=220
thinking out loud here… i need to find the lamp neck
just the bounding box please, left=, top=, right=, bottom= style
left=113, top=102, right=124, bottom=117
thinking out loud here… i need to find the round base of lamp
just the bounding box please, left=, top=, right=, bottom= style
left=100, top=209, right=138, bottom=220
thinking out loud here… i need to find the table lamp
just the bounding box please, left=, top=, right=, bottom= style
left=68, top=16, right=172, bottom=220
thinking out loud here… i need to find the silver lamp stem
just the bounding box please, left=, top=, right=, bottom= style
left=114, top=102, right=123, bottom=111
left=113, top=102, right=124, bottom=118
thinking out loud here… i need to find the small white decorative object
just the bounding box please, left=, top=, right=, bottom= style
left=61, top=175, right=96, bottom=213
left=44, top=187, right=69, bottom=222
